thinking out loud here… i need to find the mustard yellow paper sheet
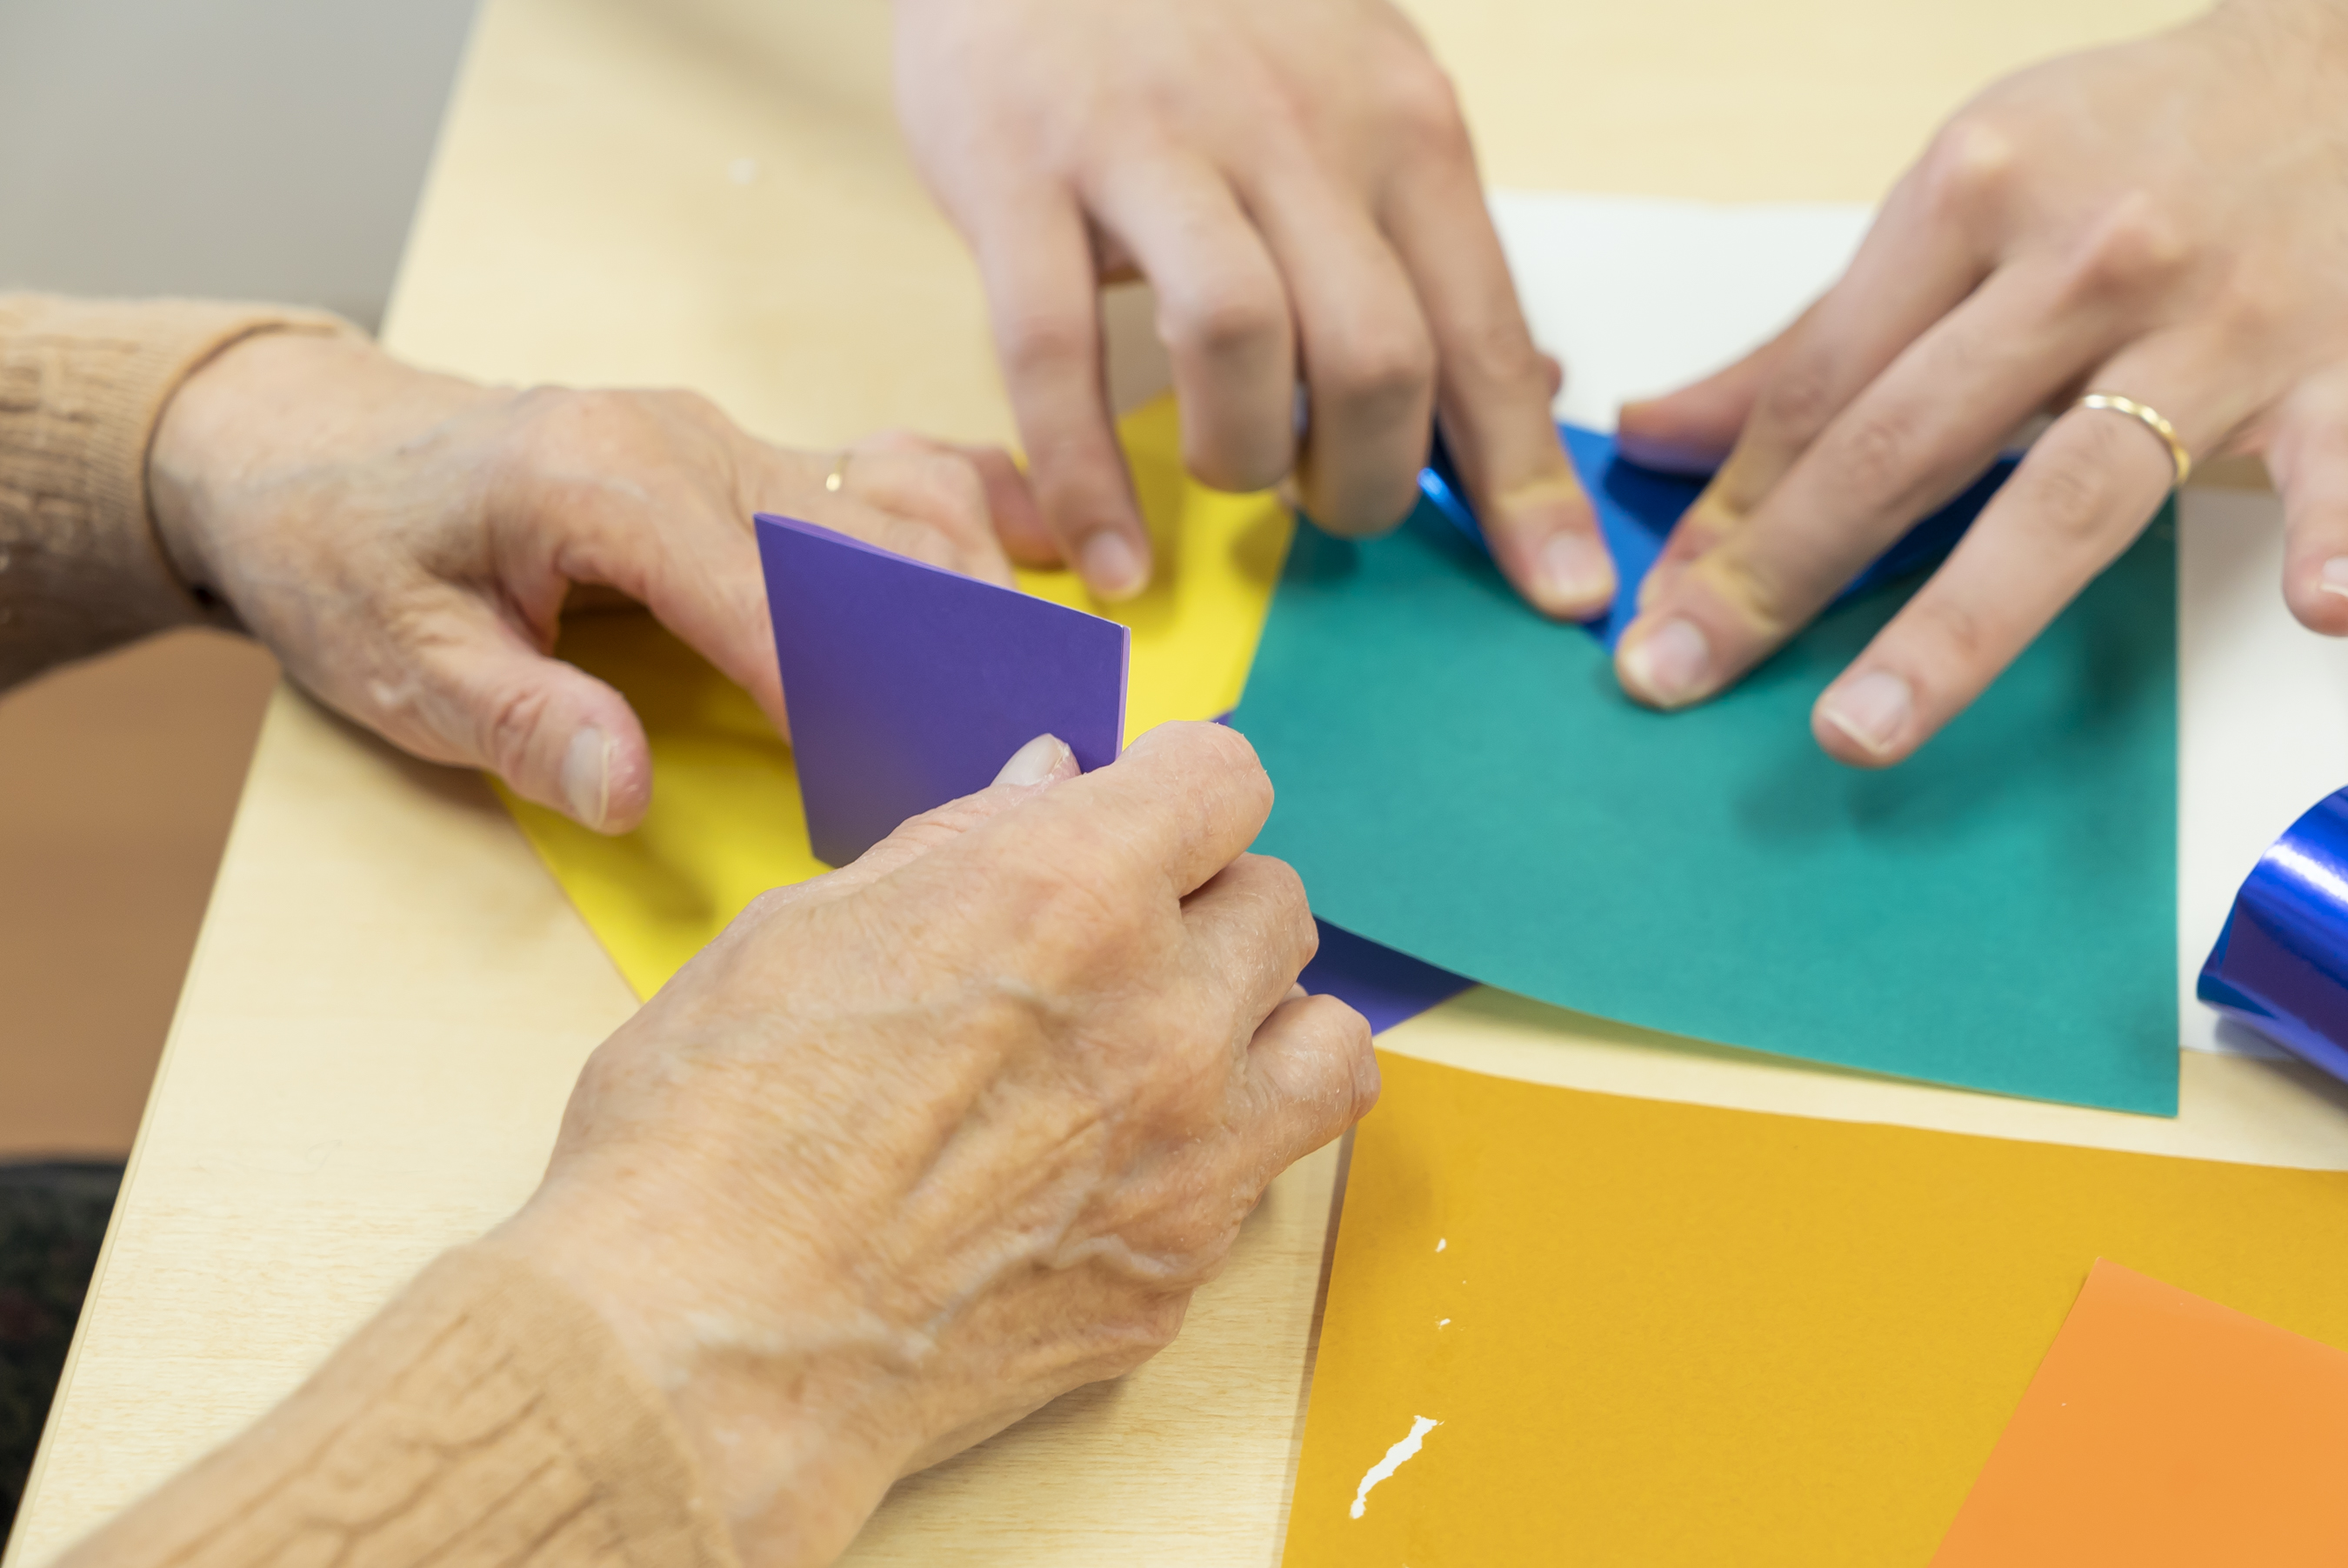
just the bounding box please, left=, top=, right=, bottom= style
left=496, top=394, right=1291, bottom=998
left=1283, top=1051, right=2348, bottom=1566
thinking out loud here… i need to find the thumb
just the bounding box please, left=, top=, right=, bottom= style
left=357, top=598, right=654, bottom=833
left=814, top=733, right=1084, bottom=894
left=1615, top=319, right=1794, bottom=476
left=2268, top=367, right=2348, bottom=637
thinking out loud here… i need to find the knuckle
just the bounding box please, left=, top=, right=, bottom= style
left=2058, top=196, right=2190, bottom=305
left=1830, top=408, right=1918, bottom=501
left=1917, top=117, right=2020, bottom=224
left=1253, top=853, right=1311, bottom=924
left=475, top=678, right=553, bottom=781
left=1026, top=827, right=1145, bottom=931
left=1197, top=722, right=1274, bottom=807
left=2208, top=264, right=2287, bottom=350
left=2022, top=427, right=2125, bottom=548
left=1318, top=322, right=1437, bottom=424
left=1905, top=591, right=1994, bottom=668
left=1693, top=541, right=1805, bottom=639
left=1225, top=853, right=1313, bottom=947
left=1440, top=310, right=1551, bottom=399
left=896, top=452, right=989, bottom=524
left=999, top=307, right=1094, bottom=383
left=1164, top=278, right=1289, bottom=365
left=1752, top=353, right=1843, bottom=446
left=1169, top=713, right=1264, bottom=774
left=1111, top=1293, right=1192, bottom=1364
left=1381, top=55, right=1471, bottom=157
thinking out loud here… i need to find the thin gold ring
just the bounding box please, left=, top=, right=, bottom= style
left=824, top=450, right=851, bottom=494
left=2075, top=393, right=2192, bottom=488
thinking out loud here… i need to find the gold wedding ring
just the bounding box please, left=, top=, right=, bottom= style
left=824, top=450, right=851, bottom=494
left=2074, top=393, right=2192, bottom=488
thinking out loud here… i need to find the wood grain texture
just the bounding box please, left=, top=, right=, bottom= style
left=15, top=0, right=2324, bottom=1564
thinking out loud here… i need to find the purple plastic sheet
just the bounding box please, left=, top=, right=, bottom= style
left=759, top=514, right=1471, bottom=1029
left=2198, top=786, right=2348, bottom=1083
left=1301, top=917, right=1474, bottom=1034
left=757, top=514, right=1128, bottom=865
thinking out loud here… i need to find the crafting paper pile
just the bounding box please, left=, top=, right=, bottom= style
left=498, top=195, right=2348, bottom=1115
left=1286, top=1051, right=2348, bottom=1565
left=488, top=193, right=2348, bottom=1565
left=754, top=211, right=2181, bottom=1118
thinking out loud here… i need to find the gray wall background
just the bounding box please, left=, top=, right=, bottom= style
left=0, top=0, right=480, bottom=328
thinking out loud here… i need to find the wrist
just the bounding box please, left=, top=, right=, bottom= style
left=146, top=331, right=493, bottom=619
left=146, top=330, right=329, bottom=611
left=484, top=1178, right=918, bottom=1568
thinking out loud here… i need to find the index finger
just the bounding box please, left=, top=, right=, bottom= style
left=1017, top=720, right=1276, bottom=901
left=1631, top=137, right=2004, bottom=606
left=1377, top=117, right=1613, bottom=620
left=971, top=188, right=1154, bottom=601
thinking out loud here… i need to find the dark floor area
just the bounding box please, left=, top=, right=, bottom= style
left=0, top=1161, right=121, bottom=1543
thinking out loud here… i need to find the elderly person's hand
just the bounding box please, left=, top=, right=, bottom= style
left=1611, top=0, right=2348, bottom=765
left=148, top=330, right=1024, bottom=830
left=487, top=721, right=1377, bottom=1566
left=893, top=0, right=1612, bottom=620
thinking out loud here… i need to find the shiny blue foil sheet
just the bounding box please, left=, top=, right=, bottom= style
left=2198, top=788, right=2348, bottom=1082
left=1418, top=424, right=2014, bottom=648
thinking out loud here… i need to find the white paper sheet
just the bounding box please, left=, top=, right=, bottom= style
left=1488, top=190, right=1871, bottom=430
left=1489, top=188, right=2347, bottom=1059
left=2177, top=489, right=2348, bottom=1056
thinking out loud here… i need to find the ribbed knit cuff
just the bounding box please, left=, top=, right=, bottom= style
left=0, top=295, right=357, bottom=685
left=53, top=1244, right=737, bottom=1568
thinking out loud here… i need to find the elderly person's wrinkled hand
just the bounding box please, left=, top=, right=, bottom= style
left=485, top=721, right=1378, bottom=1566
left=893, top=0, right=1611, bottom=619
left=1612, top=0, right=2348, bottom=765
left=147, top=329, right=1026, bottom=830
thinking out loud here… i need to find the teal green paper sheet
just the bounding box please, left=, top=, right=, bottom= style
left=1235, top=504, right=2179, bottom=1115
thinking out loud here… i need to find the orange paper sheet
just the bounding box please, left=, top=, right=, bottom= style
left=1282, top=1052, right=2348, bottom=1565
left=1934, top=1259, right=2348, bottom=1565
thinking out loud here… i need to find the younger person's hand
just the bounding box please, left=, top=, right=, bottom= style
left=149, top=330, right=1023, bottom=830
left=1614, top=0, right=2348, bottom=764
left=895, top=0, right=1612, bottom=619
left=490, top=722, right=1378, bottom=1566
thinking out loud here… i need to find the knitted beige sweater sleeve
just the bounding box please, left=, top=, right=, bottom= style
left=10, top=299, right=736, bottom=1568
left=0, top=294, right=349, bottom=688
left=49, top=1246, right=736, bottom=1568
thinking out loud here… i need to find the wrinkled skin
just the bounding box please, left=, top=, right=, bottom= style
left=894, top=0, right=1611, bottom=618
left=1613, top=0, right=2348, bottom=765
left=489, top=723, right=1379, bottom=1567
left=150, top=330, right=1029, bottom=830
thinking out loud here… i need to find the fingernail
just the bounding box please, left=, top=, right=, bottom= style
left=1618, top=617, right=1712, bottom=706
left=2321, top=557, right=2348, bottom=599
left=1077, top=530, right=1146, bottom=601
left=993, top=732, right=1074, bottom=787
left=1534, top=530, right=1616, bottom=613
left=1818, top=671, right=1913, bottom=757
left=562, top=726, right=612, bottom=829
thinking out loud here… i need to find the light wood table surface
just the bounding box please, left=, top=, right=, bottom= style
left=17, top=1, right=2343, bottom=1563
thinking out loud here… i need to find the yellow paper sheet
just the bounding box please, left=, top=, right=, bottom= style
left=496, top=393, right=1291, bottom=998
left=1283, top=1051, right=2348, bottom=1566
